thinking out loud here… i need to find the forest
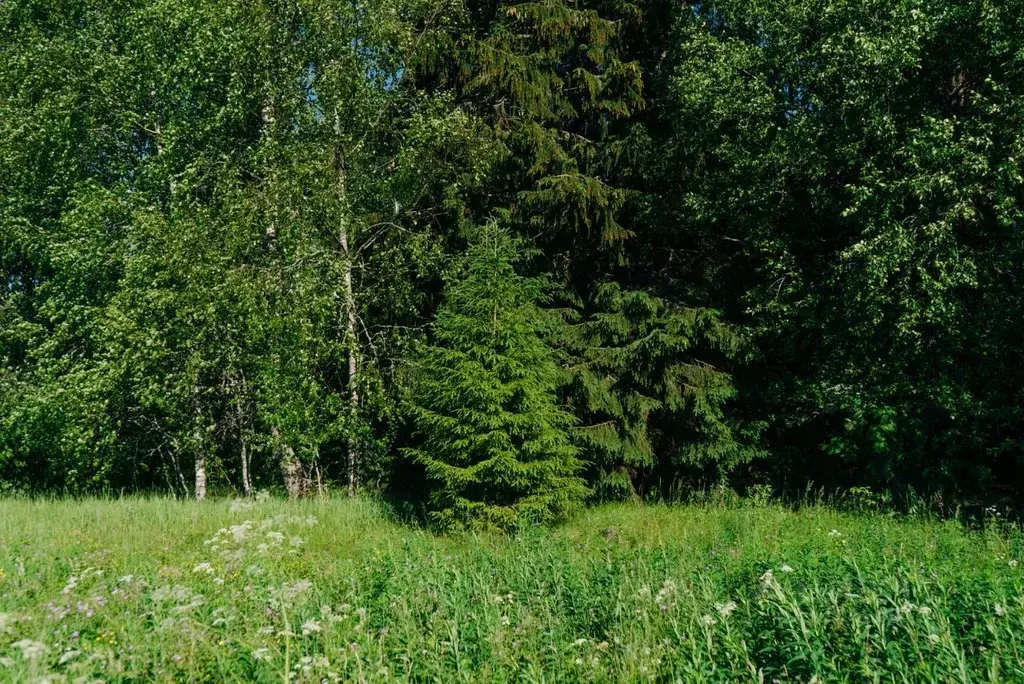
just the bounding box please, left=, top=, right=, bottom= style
left=2, top=0, right=1023, bottom=529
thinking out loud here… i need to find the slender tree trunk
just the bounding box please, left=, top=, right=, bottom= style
left=240, top=434, right=252, bottom=497
left=194, top=444, right=207, bottom=501
left=193, top=395, right=207, bottom=501
left=273, top=425, right=303, bottom=498
left=334, top=109, right=360, bottom=498
left=339, top=216, right=360, bottom=498
left=235, top=375, right=253, bottom=497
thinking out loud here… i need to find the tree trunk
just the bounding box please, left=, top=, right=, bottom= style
left=273, top=425, right=303, bottom=498
left=194, top=455, right=207, bottom=501
left=193, top=397, right=207, bottom=501
left=334, top=109, right=360, bottom=498
left=240, top=434, right=252, bottom=497
left=340, top=216, right=359, bottom=498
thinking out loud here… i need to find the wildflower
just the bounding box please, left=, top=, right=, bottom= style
left=715, top=601, right=737, bottom=618
left=266, top=532, right=285, bottom=544
left=11, top=640, right=47, bottom=659
left=897, top=601, right=916, bottom=617
left=256, top=490, right=271, bottom=502
left=500, top=616, right=511, bottom=626
left=289, top=536, right=305, bottom=548
left=828, top=529, right=842, bottom=537
left=62, top=575, right=79, bottom=594
left=1010, top=560, right=1019, bottom=569
left=572, top=638, right=588, bottom=647
left=58, top=649, right=82, bottom=665
left=252, top=647, right=272, bottom=661
left=193, top=562, right=214, bottom=575
left=655, top=580, right=676, bottom=610
left=0, top=657, right=12, bottom=667
left=301, top=620, right=322, bottom=635
left=282, top=579, right=312, bottom=600
left=259, top=626, right=275, bottom=635
left=927, top=633, right=941, bottom=644
left=780, top=564, right=795, bottom=573
left=596, top=641, right=609, bottom=650
left=759, top=569, right=776, bottom=587
left=699, top=614, right=716, bottom=627
left=355, top=608, right=366, bottom=620
left=213, top=577, right=224, bottom=585
left=305, top=516, right=318, bottom=527
left=918, top=606, right=932, bottom=616
left=995, top=604, right=1006, bottom=617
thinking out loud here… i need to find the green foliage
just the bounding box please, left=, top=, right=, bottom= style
left=558, top=283, right=759, bottom=499
left=407, top=225, right=587, bottom=531
left=3, top=0, right=1024, bottom=508
left=634, top=0, right=1024, bottom=498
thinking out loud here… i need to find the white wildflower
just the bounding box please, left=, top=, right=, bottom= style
left=828, top=529, right=842, bottom=537
left=252, top=647, right=272, bottom=661
left=715, top=601, right=737, bottom=618
left=0, top=657, right=12, bottom=667
left=266, top=531, right=285, bottom=544
left=572, top=638, right=588, bottom=647
left=760, top=569, right=776, bottom=587
left=282, top=579, right=312, bottom=600
left=918, top=606, right=932, bottom=616
left=780, top=564, right=795, bottom=573
left=229, top=522, right=252, bottom=543
left=193, top=562, right=214, bottom=575
left=289, top=536, right=305, bottom=548
left=58, top=649, right=82, bottom=665
left=1010, top=560, right=1019, bottom=569
left=995, top=603, right=1006, bottom=617
left=255, top=490, right=271, bottom=502
left=118, top=575, right=134, bottom=584
left=655, top=580, right=676, bottom=609
left=62, top=575, right=79, bottom=594
left=305, top=516, right=318, bottom=527
left=699, top=614, right=716, bottom=627
left=301, top=619, right=322, bottom=635
left=11, top=640, right=47, bottom=659
left=927, top=633, right=941, bottom=644
left=500, top=616, right=510, bottom=626
left=259, top=626, right=275, bottom=635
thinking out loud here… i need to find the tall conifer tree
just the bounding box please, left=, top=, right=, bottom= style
left=407, top=224, right=587, bottom=531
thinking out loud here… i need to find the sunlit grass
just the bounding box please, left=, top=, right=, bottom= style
left=1, top=496, right=1022, bottom=681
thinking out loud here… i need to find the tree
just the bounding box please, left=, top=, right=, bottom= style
left=407, top=224, right=587, bottom=531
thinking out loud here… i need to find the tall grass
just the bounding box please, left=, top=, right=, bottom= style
left=1, top=496, right=1022, bottom=681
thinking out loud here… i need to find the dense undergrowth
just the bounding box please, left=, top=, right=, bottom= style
left=1, top=496, right=1022, bottom=682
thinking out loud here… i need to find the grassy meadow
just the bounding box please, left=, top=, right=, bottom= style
left=1, top=496, right=1023, bottom=682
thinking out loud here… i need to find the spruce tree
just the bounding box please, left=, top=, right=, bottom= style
left=407, top=224, right=588, bottom=531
